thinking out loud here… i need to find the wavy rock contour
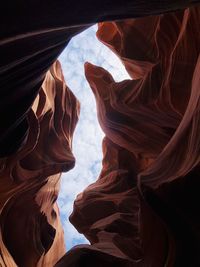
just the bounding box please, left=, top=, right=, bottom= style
left=1, top=1, right=200, bottom=267
left=0, top=61, right=80, bottom=267
left=56, top=5, right=200, bottom=267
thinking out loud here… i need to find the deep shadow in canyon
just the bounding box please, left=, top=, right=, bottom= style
left=1, top=1, right=200, bottom=267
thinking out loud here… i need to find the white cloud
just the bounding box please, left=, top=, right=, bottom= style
left=58, top=24, right=130, bottom=250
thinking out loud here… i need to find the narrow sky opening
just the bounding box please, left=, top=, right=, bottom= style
left=58, top=24, right=130, bottom=250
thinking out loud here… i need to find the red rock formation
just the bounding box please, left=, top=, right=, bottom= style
left=0, top=61, right=80, bottom=267
left=1, top=2, right=200, bottom=267
left=0, top=0, right=199, bottom=158
left=55, top=5, right=200, bottom=267
left=94, top=6, right=200, bottom=189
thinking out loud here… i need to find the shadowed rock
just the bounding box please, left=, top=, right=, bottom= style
left=1, top=1, right=200, bottom=267
left=0, top=61, right=79, bottom=267
left=56, top=5, right=200, bottom=267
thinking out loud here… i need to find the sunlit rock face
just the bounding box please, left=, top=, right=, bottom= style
left=56, top=6, right=200, bottom=267
left=0, top=61, right=80, bottom=267
left=1, top=1, right=200, bottom=267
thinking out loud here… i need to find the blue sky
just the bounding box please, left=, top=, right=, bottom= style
left=58, top=25, right=130, bottom=250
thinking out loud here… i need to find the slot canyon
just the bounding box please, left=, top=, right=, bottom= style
left=1, top=1, right=200, bottom=266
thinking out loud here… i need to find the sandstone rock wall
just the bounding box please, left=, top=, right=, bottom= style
left=56, top=5, right=200, bottom=267
left=0, top=61, right=80, bottom=267
left=1, top=1, right=200, bottom=267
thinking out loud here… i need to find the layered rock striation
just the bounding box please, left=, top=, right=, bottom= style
left=1, top=1, right=200, bottom=267
left=0, top=61, right=80, bottom=267
left=0, top=0, right=199, bottom=158
left=56, top=5, right=200, bottom=267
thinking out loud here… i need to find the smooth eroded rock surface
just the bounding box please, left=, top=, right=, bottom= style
left=56, top=5, right=200, bottom=267
left=1, top=1, right=200, bottom=267
left=0, top=0, right=199, bottom=158
left=0, top=61, right=80, bottom=267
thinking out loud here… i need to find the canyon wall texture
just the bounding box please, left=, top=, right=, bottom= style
left=0, top=61, right=80, bottom=267
left=57, top=5, right=200, bottom=267
left=0, top=0, right=199, bottom=158
left=0, top=1, right=200, bottom=267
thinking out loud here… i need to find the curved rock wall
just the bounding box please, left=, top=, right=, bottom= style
left=56, top=5, right=200, bottom=267
left=1, top=1, right=200, bottom=267
left=0, top=61, right=80, bottom=267
left=0, top=0, right=198, bottom=158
